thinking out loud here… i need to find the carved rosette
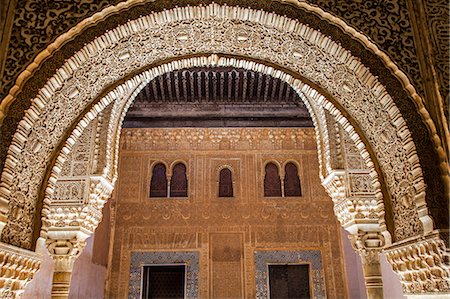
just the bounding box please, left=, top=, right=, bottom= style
left=0, top=243, right=41, bottom=298
left=384, top=233, right=450, bottom=294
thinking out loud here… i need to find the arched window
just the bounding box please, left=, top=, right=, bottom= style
left=284, top=162, right=302, bottom=196
left=219, top=168, right=233, bottom=197
left=264, top=162, right=282, bottom=197
left=170, top=163, right=188, bottom=197
left=150, top=163, right=167, bottom=197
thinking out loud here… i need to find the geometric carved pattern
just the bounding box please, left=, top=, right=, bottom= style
left=128, top=251, right=199, bottom=299
left=51, top=180, right=87, bottom=205
left=254, top=250, right=326, bottom=299
left=339, top=123, right=367, bottom=171
left=348, top=173, right=374, bottom=196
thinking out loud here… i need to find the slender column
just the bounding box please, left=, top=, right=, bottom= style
left=47, top=239, right=85, bottom=299
left=167, top=175, right=171, bottom=197
left=350, top=232, right=384, bottom=299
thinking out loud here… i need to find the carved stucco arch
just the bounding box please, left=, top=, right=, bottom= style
left=281, top=160, right=302, bottom=177
left=149, top=161, right=170, bottom=176
left=216, top=165, right=235, bottom=177
left=0, top=1, right=446, bottom=187
left=41, top=79, right=143, bottom=239
left=41, top=56, right=385, bottom=247
left=0, top=4, right=432, bottom=255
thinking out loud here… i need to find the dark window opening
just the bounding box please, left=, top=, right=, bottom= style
left=284, top=162, right=302, bottom=197
left=142, top=265, right=185, bottom=299
left=170, top=163, right=188, bottom=197
left=264, top=163, right=282, bottom=197
left=219, top=168, right=233, bottom=197
left=150, top=163, right=167, bottom=197
left=269, top=264, right=310, bottom=299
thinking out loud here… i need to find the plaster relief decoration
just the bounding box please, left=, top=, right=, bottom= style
left=128, top=251, right=199, bottom=299
left=0, top=4, right=428, bottom=255
left=0, top=0, right=426, bottom=105
left=0, top=243, right=41, bottom=299
left=254, top=250, right=326, bottom=299
left=384, top=233, right=450, bottom=294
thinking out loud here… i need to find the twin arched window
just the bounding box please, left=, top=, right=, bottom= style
left=150, top=162, right=188, bottom=198
left=264, top=162, right=301, bottom=197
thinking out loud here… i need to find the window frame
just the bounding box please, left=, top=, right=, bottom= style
left=149, top=162, right=169, bottom=198
left=217, top=166, right=235, bottom=198
left=266, top=263, right=312, bottom=299
left=140, top=263, right=188, bottom=299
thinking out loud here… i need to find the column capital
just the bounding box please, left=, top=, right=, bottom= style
left=350, top=231, right=385, bottom=299
left=46, top=238, right=86, bottom=272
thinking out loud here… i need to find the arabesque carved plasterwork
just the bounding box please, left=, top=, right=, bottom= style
left=0, top=5, right=426, bottom=250
left=424, top=0, right=450, bottom=109
left=0, top=0, right=427, bottom=106
left=0, top=243, right=41, bottom=299
left=122, top=128, right=316, bottom=152
left=384, top=233, right=450, bottom=294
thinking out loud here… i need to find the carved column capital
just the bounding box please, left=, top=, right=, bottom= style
left=350, top=231, right=385, bottom=253
left=46, top=238, right=86, bottom=272
left=46, top=238, right=86, bottom=299
left=350, top=231, right=385, bottom=299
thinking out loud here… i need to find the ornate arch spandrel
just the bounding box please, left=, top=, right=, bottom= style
left=0, top=1, right=446, bottom=247
left=0, top=4, right=426, bottom=244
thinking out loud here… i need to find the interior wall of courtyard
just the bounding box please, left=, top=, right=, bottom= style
left=23, top=127, right=404, bottom=298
